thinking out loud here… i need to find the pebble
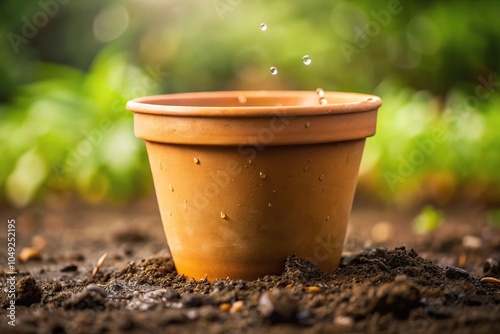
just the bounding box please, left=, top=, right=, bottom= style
left=483, top=258, right=499, bottom=276
left=16, top=276, right=42, bottom=306
left=18, top=247, right=42, bottom=262
left=304, top=286, right=321, bottom=293
left=445, top=266, right=470, bottom=280
left=86, top=284, right=107, bottom=297
left=462, top=235, right=482, bottom=249
left=31, top=235, right=47, bottom=250
left=182, top=294, right=212, bottom=307
left=258, top=289, right=298, bottom=322
left=296, top=310, right=315, bottom=326
left=160, top=309, right=187, bottom=325
left=60, top=264, right=78, bottom=272
left=219, top=303, right=231, bottom=312
left=334, top=315, right=354, bottom=327
left=229, top=300, right=244, bottom=313
left=64, top=286, right=107, bottom=310
left=199, top=305, right=223, bottom=321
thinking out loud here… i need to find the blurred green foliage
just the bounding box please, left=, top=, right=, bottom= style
left=1, top=0, right=500, bottom=207
left=412, top=205, right=443, bottom=235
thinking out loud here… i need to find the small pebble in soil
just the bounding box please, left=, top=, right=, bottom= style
left=182, top=294, right=212, bottom=307
left=445, top=266, right=470, bottom=280
left=219, top=303, right=231, bottom=312
left=19, top=247, right=42, bottom=262
left=60, top=264, right=78, bottom=272
left=258, top=288, right=298, bottom=323
left=229, top=300, right=244, bottom=313
left=31, top=235, right=47, bottom=250
left=16, top=276, right=42, bottom=306
left=304, top=286, right=321, bottom=293
left=334, top=315, right=354, bottom=327
left=63, top=285, right=107, bottom=310
left=462, top=235, right=482, bottom=249
left=160, top=309, right=187, bottom=325
left=483, top=258, right=499, bottom=276
left=368, top=278, right=421, bottom=319
left=86, top=284, right=107, bottom=297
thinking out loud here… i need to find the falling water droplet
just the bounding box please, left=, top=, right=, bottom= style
left=319, top=174, right=324, bottom=181
left=169, top=184, right=174, bottom=192
left=315, top=88, right=325, bottom=98
left=193, top=157, right=200, bottom=164
left=319, top=97, right=328, bottom=105
left=259, top=172, right=266, bottom=179
left=220, top=212, right=226, bottom=219
left=260, top=22, right=267, bottom=31
left=270, top=66, right=278, bottom=75
left=302, top=55, right=312, bottom=65
left=326, top=215, right=330, bottom=221
left=238, top=95, right=247, bottom=104
left=268, top=203, right=273, bottom=208
left=305, top=122, right=311, bottom=129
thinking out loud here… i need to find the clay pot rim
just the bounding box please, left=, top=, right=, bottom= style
left=126, top=90, right=382, bottom=117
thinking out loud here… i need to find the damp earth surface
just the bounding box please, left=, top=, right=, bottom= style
left=1, top=198, right=499, bottom=333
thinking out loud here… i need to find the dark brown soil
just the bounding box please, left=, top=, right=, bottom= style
left=1, top=197, right=499, bottom=333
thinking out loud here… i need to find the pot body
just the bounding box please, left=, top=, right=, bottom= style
left=128, top=91, right=380, bottom=280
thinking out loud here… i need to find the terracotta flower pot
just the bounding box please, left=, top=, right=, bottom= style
left=127, top=90, right=381, bottom=281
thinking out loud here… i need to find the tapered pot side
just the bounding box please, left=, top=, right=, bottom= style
left=127, top=91, right=381, bottom=281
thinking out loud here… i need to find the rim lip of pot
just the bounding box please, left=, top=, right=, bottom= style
left=126, top=90, right=382, bottom=117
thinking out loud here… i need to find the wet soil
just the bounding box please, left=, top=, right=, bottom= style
left=1, top=197, right=499, bottom=333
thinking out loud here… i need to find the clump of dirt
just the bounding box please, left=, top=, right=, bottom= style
left=2, top=246, right=499, bottom=333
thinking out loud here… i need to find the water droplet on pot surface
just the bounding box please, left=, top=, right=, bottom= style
left=220, top=212, right=226, bottom=219
left=319, top=97, right=328, bottom=105
left=268, top=203, right=273, bottom=208
left=193, top=157, right=200, bottom=164
left=259, top=172, right=266, bottom=179
left=169, top=184, right=174, bottom=192
left=319, top=174, right=324, bottom=181
left=305, top=122, right=311, bottom=128
left=238, top=95, right=247, bottom=104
